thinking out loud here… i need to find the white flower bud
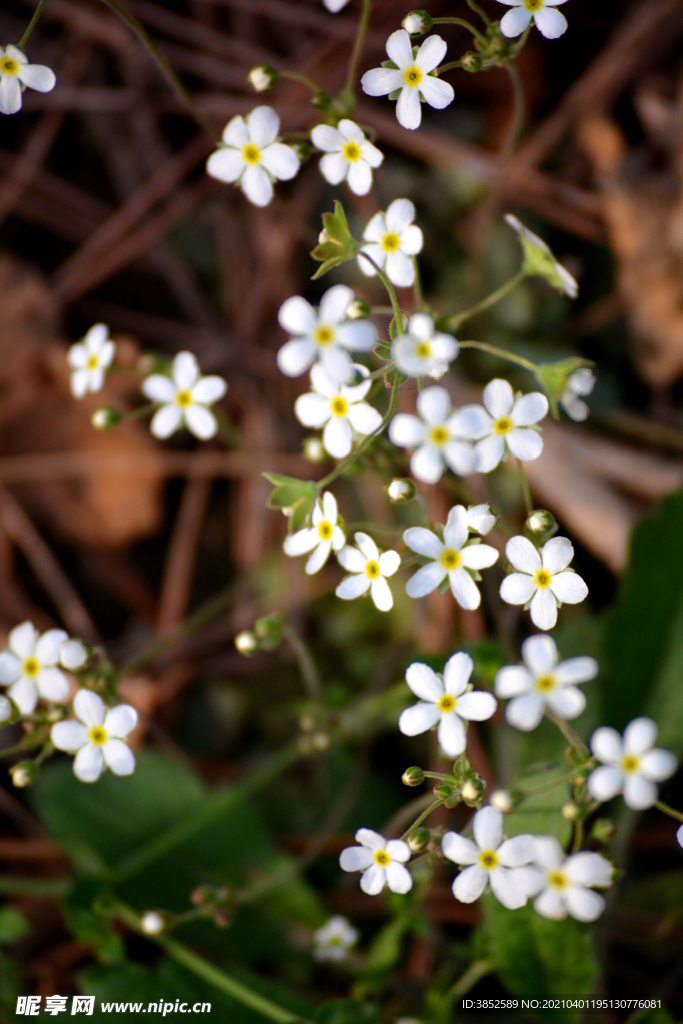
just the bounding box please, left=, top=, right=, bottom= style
left=141, top=911, right=167, bottom=935
left=561, top=801, right=580, bottom=821
left=526, top=509, right=557, bottom=537
left=10, top=761, right=37, bottom=788
left=91, top=406, right=121, bottom=430
left=386, top=478, right=416, bottom=504
left=303, top=437, right=327, bottom=463
left=248, top=64, right=279, bottom=92
left=234, top=631, right=259, bottom=656
left=347, top=298, right=371, bottom=320
left=460, top=779, right=481, bottom=803
left=490, top=789, right=514, bottom=813
left=60, top=639, right=88, bottom=670
left=402, top=10, right=432, bottom=35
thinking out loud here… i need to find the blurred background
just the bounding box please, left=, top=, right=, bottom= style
left=2, top=0, right=683, bottom=1019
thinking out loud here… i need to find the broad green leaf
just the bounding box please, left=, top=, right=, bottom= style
left=504, top=764, right=571, bottom=846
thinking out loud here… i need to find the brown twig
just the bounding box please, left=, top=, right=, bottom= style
left=156, top=477, right=212, bottom=636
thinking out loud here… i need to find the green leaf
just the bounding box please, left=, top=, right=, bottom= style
left=365, top=915, right=409, bottom=973
left=263, top=473, right=318, bottom=532
left=504, top=764, right=571, bottom=846
left=0, top=905, right=29, bottom=945
left=313, top=1000, right=377, bottom=1024
left=310, top=201, right=358, bottom=277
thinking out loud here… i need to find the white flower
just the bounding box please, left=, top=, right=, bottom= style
left=465, top=503, right=497, bottom=535
left=500, top=536, right=588, bottom=630
left=505, top=214, right=578, bottom=297
left=0, top=622, right=70, bottom=714
left=336, top=533, right=401, bottom=612
left=142, top=351, right=227, bottom=440
left=561, top=369, right=595, bottom=422
left=67, top=324, right=115, bottom=398
left=494, top=634, right=597, bottom=732
left=389, top=386, right=476, bottom=484
left=403, top=505, right=498, bottom=609
left=206, top=106, right=299, bottom=207
left=339, top=829, right=412, bottom=895
left=323, top=0, right=349, bottom=10
left=313, top=916, right=359, bottom=962
left=295, top=364, right=382, bottom=458
left=497, top=0, right=569, bottom=40
left=51, top=689, right=137, bottom=783
left=399, top=652, right=497, bottom=757
left=358, top=199, right=423, bottom=288
left=522, top=836, right=614, bottom=922
left=458, top=379, right=548, bottom=473
left=442, top=806, right=536, bottom=909
left=59, top=638, right=88, bottom=671
left=678, top=824, right=683, bottom=850
left=587, top=718, right=677, bottom=811
left=141, top=911, right=167, bottom=935
left=361, top=30, right=454, bottom=130
left=0, top=45, right=56, bottom=116
left=0, top=696, right=11, bottom=722
left=283, top=491, right=345, bottom=574
left=311, top=120, right=383, bottom=196
left=392, top=314, right=458, bottom=379
left=277, top=284, right=377, bottom=383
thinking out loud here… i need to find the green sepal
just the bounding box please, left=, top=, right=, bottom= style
left=263, top=472, right=318, bottom=532
left=310, top=201, right=359, bottom=279
left=534, top=357, right=593, bottom=418
left=381, top=60, right=399, bottom=70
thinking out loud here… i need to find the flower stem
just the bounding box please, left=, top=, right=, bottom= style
left=448, top=269, right=525, bottom=330
left=571, top=818, right=584, bottom=854
left=18, top=0, right=49, bottom=50
left=400, top=797, right=445, bottom=841
left=432, top=17, right=487, bottom=45
left=345, top=0, right=372, bottom=95
left=282, top=624, right=322, bottom=704
left=465, top=0, right=492, bottom=30
left=280, top=70, right=323, bottom=95
left=0, top=739, right=43, bottom=760
left=359, top=252, right=405, bottom=331
left=457, top=339, right=537, bottom=375
left=96, top=0, right=219, bottom=140
left=655, top=800, right=683, bottom=824
left=451, top=959, right=494, bottom=999
left=517, top=459, right=532, bottom=516
left=501, top=61, right=525, bottom=160
left=545, top=708, right=589, bottom=759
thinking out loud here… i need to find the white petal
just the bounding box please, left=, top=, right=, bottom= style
left=360, top=864, right=386, bottom=895
left=534, top=6, right=568, bottom=39
left=35, top=667, right=69, bottom=702
left=149, top=404, right=182, bottom=439
left=449, top=568, right=482, bottom=610
left=530, top=589, right=558, bottom=631
left=305, top=540, right=332, bottom=575
left=489, top=867, right=528, bottom=909
left=35, top=629, right=68, bottom=666
left=354, top=532, right=378, bottom=562
left=437, top=713, right=466, bottom=757
left=336, top=574, right=372, bottom=600
left=403, top=527, right=443, bottom=559
left=104, top=704, right=137, bottom=738
left=591, top=727, right=623, bottom=764
left=506, top=427, right=543, bottom=463
left=415, top=34, right=447, bottom=71
left=260, top=143, right=299, bottom=181
left=386, top=839, right=411, bottom=863
left=533, top=835, right=564, bottom=869
left=277, top=339, right=316, bottom=377
left=442, top=831, right=480, bottom=865
left=534, top=888, right=567, bottom=920
left=340, top=846, right=374, bottom=871
left=564, top=885, right=604, bottom=922
left=323, top=417, right=352, bottom=458
left=443, top=652, right=473, bottom=696
left=396, top=86, right=422, bottom=130
left=494, top=666, right=533, bottom=699
left=347, top=160, right=372, bottom=196
left=246, top=105, right=279, bottom=147
left=500, top=6, right=533, bottom=37
left=321, top=345, right=354, bottom=384
left=346, top=402, right=382, bottom=435
left=51, top=720, right=88, bottom=752
left=398, top=224, right=424, bottom=256
left=9, top=622, right=38, bottom=659
left=336, top=320, right=377, bottom=353
left=453, top=864, right=488, bottom=903
left=360, top=141, right=383, bottom=168
left=399, top=701, right=441, bottom=736
left=521, top=634, right=557, bottom=674
left=73, top=744, right=104, bottom=783
left=404, top=561, right=443, bottom=600
left=378, top=550, right=400, bottom=577
left=337, top=546, right=367, bottom=573
left=512, top=392, right=548, bottom=427
left=640, top=749, right=677, bottom=782
left=222, top=114, right=249, bottom=148
left=389, top=414, right=426, bottom=448
left=318, top=285, right=352, bottom=325
left=475, top=434, right=506, bottom=473
left=103, top=738, right=135, bottom=776
left=361, top=67, right=404, bottom=97
left=624, top=717, right=658, bottom=754
left=410, top=444, right=444, bottom=484
left=0, top=652, right=21, bottom=684
left=362, top=211, right=387, bottom=243
left=506, top=693, right=545, bottom=731
left=206, top=148, right=244, bottom=183
left=555, top=657, right=598, bottom=686
left=73, top=688, right=106, bottom=727
left=405, top=662, right=443, bottom=702
left=319, top=152, right=348, bottom=185
left=385, top=861, right=413, bottom=894
left=500, top=573, right=536, bottom=606
left=283, top=529, right=318, bottom=557
left=172, top=352, right=199, bottom=390
left=587, top=765, right=623, bottom=803
left=547, top=687, right=586, bottom=720
left=443, top=441, right=477, bottom=476
left=185, top=402, right=218, bottom=438
left=473, top=806, right=503, bottom=852
left=497, top=834, right=536, bottom=867
left=385, top=29, right=414, bottom=69
left=142, top=374, right=176, bottom=403
left=507, top=536, right=542, bottom=573
left=565, top=852, right=613, bottom=888
left=443, top=505, right=468, bottom=550
left=418, top=74, right=454, bottom=111
left=322, top=491, right=337, bottom=522
left=623, top=774, right=657, bottom=810
left=295, top=393, right=330, bottom=428
left=279, top=295, right=317, bottom=335
left=83, top=324, right=109, bottom=352
left=9, top=678, right=37, bottom=714
left=192, top=376, right=227, bottom=404
left=0, top=76, right=22, bottom=115
left=484, top=379, right=514, bottom=418
left=355, top=828, right=386, bottom=850
left=311, top=124, right=342, bottom=152
left=370, top=576, right=393, bottom=611
left=241, top=165, right=273, bottom=207
left=541, top=539, right=573, bottom=576
left=461, top=543, right=499, bottom=570
left=70, top=369, right=89, bottom=399
left=550, top=572, right=588, bottom=605
left=457, top=691, right=497, bottom=722
left=457, top=404, right=492, bottom=440
left=385, top=249, right=415, bottom=286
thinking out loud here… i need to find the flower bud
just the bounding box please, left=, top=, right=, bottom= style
left=385, top=478, right=416, bottom=504
left=461, top=777, right=485, bottom=806
left=526, top=509, right=557, bottom=537
left=254, top=613, right=283, bottom=650
left=461, top=51, right=483, bottom=72
left=60, top=638, right=88, bottom=671
left=190, top=885, right=214, bottom=906
left=591, top=818, right=615, bottom=843
left=10, top=761, right=37, bottom=788
left=91, top=406, right=122, bottom=430
left=289, top=141, right=310, bottom=165
left=402, top=10, right=432, bottom=35
left=311, top=91, right=332, bottom=111
left=347, top=298, right=371, bottom=320
left=141, top=911, right=167, bottom=935
left=433, top=782, right=453, bottom=800
left=561, top=801, right=581, bottom=822
left=303, top=437, right=327, bottom=463
left=248, top=64, right=279, bottom=92
left=402, top=766, right=425, bottom=787
left=299, top=714, right=316, bottom=733
left=311, top=731, right=330, bottom=751
left=490, top=788, right=514, bottom=813
left=407, top=827, right=430, bottom=853
left=235, top=631, right=259, bottom=656
left=213, top=909, right=231, bottom=928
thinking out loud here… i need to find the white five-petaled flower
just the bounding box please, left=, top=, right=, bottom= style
left=295, top=364, right=382, bottom=459
left=494, top=634, right=598, bottom=732
left=283, top=491, right=345, bottom=575
left=339, top=829, right=412, bottom=895
left=459, top=379, right=548, bottom=473
left=505, top=214, right=578, bottom=297
left=442, top=806, right=536, bottom=909
left=312, top=916, right=359, bottom=962
left=497, top=0, right=569, bottom=40
left=399, top=652, right=497, bottom=757
left=587, top=718, right=677, bottom=811
left=561, top=368, right=595, bottom=422
left=403, top=505, right=499, bottom=609
left=311, top=119, right=383, bottom=196
left=323, top=0, right=349, bottom=10
left=500, top=536, right=588, bottom=631
left=336, top=533, right=400, bottom=612
left=361, top=30, right=454, bottom=131
left=389, top=386, right=476, bottom=484
left=67, top=324, right=116, bottom=398
left=392, top=313, right=458, bottom=379
left=0, top=45, right=56, bottom=116
left=465, top=503, right=497, bottom=535
left=0, top=622, right=71, bottom=714
left=277, top=284, right=377, bottom=383
left=358, top=199, right=423, bottom=288
left=51, top=689, right=137, bottom=783
left=142, top=351, right=227, bottom=440
left=206, top=106, right=299, bottom=207
left=521, top=836, right=613, bottom=922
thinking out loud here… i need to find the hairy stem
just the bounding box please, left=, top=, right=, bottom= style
left=400, top=797, right=445, bottom=841
left=448, top=269, right=525, bottom=330
left=465, top=0, right=492, bottom=29
left=432, top=16, right=487, bottom=45
left=280, top=70, right=323, bottom=94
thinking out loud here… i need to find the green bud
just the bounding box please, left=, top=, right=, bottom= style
left=385, top=478, right=417, bottom=504
left=408, top=827, right=431, bottom=853
left=248, top=64, right=279, bottom=92
left=526, top=509, right=557, bottom=538
left=347, top=298, right=371, bottom=320
left=461, top=776, right=485, bottom=806
left=311, top=91, right=332, bottom=110
left=591, top=818, right=616, bottom=843
left=10, top=761, right=38, bottom=788
left=505, top=214, right=578, bottom=298
left=561, top=800, right=583, bottom=822
left=254, top=613, right=283, bottom=650
left=461, top=51, right=483, bottom=72
left=234, top=631, right=259, bottom=656
left=91, top=406, right=122, bottom=430
left=402, top=10, right=433, bottom=35
left=402, top=766, right=425, bottom=787
left=190, top=885, right=214, bottom=906
left=433, top=782, right=453, bottom=800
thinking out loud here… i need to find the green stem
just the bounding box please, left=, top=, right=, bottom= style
left=358, top=252, right=404, bottom=330
left=412, top=257, right=424, bottom=309
left=517, top=770, right=575, bottom=800
left=501, top=61, right=525, bottom=160
left=345, top=0, right=372, bottom=95
left=571, top=819, right=584, bottom=855
left=18, top=0, right=49, bottom=49
left=448, top=269, right=525, bottom=330
left=282, top=625, right=322, bottom=704
left=545, top=708, right=589, bottom=759
left=97, top=0, right=219, bottom=140
left=400, top=798, right=444, bottom=841
left=432, top=17, right=487, bottom=45
left=122, top=402, right=156, bottom=422
left=280, top=70, right=323, bottom=95
left=451, top=958, right=493, bottom=999
left=458, top=339, right=537, bottom=375
left=0, top=738, right=44, bottom=760
left=517, top=460, right=532, bottom=516
left=655, top=800, right=683, bottom=824
left=367, top=360, right=394, bottom=381
left=465, top=0, right=492, bottom=29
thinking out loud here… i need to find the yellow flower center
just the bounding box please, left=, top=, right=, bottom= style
left=86, top=354, right=99, bottom=371
left=493, top=416, right=513, bottom=435
left=548, top=869, right=568, bottom=890
left=437, top=693, right=457, bottom=713
left=314, top=325, right=335, bottom=346
left=415, top=341, right=432, bottom=359
left=317, top=520, right=333, bottom=540
left=429, top=425, right=449, bottom=446
left=621, top=754, right=641, bottom=775
left=525, top=0, right=543, bottom=10
left=0, top=57, right=19, bottom=76
left=327, top=936, right=343, bottom=946
left=22, top=657, right=40, bottom=678
left=365, top=560, right=380, bottom=579
left=373, top=849, right=390, bottom=866
left=380, top=232, right=401, bottom=253
left=403, top=65, right=423, bottom=88
left=440, top=549, right=461, bottom=571
left=342, top=141, right=362, bottom=162
left=175, top=389, right=193, bottom=408
left=330, top=396, right=348, bottom=418
left=479, top=850, right=498, bottom=869
left=242, top=143, right=261, bottom=165
left=534, top=568, right=552, bottom=589
left=88, top=725, right=108, bottom=746
left=535, top=674, right=556, bottom=692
